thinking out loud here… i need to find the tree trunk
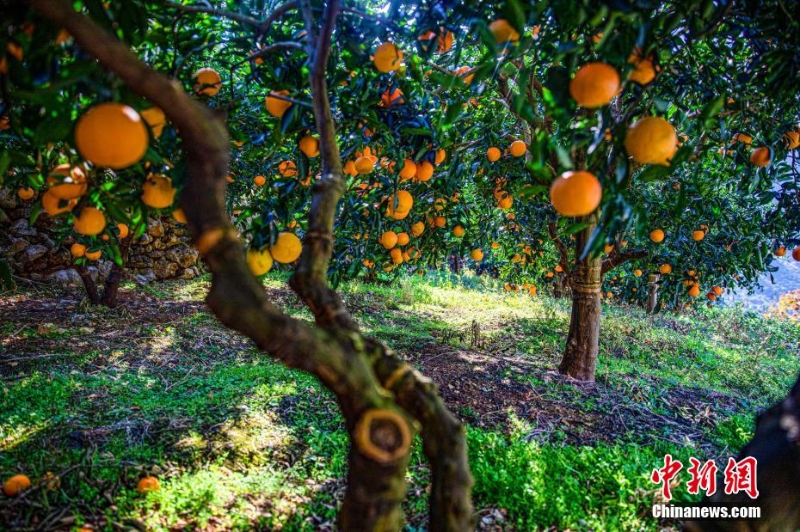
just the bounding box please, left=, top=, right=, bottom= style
left=646, top=273, right=660, bottom=314
left=559, top=216, right=601, bottom=382
left=100, top=238, right=131, bottom=308
left=553, top=273, right=567, bottom=298
left=74, top=264, right=100, bottom=305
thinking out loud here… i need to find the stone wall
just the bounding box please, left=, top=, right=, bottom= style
left=0, top=188, right=201, bottom=286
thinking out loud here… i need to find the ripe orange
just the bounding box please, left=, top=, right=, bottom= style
left=471, top=248, right=484, bottom=261
left=17, top=187, right=35, bottom=200
left=390, top=247, right=404, bottom=264
left=355, top=156, right=375, bottom=174
left=373, top=42, right=403, bottom=73
left=140, top=107, right=166, bottom=139
left=410, top=221, right=425, bottom=237
left=380, top=231, right=398, bottom=249
left=137, top=476, right=160, bottom=494
left=498, top=195, right=513, bottom=210
left=627, top=50, right=656, bottom=85
left=415, top=161, right=434, bottom=181
left=452, top=225, right=465, bottom=237
left=750, top=147, right=771, bottom=167
left=3, top=474, right=31, bottom=497
left=84, top=249, right=101, bottom=261
left=75, top=103, right=149, bottom=169
left=793, top=247, right=800, bottom=261
left=399, top=159, right=417, bottom=180
left=491, top=242, right=500, bottom=249
left=254, top=175, right=267, bottom=187
left=418, top=29, right=454, bottom=53
left=117, top=223, right=130, bottom=239
left=509, top=140, right=527, bottom=157
left=48, top=164, right=87, bottom=200
left=783, top=130, right=800, bottom=150
left=193, top=68, right=221, bottom=96
left=707, top=292, right=717, bottom=301
left=569, top=62, right=621, bottom=108
left=549, top=170, right=602, bottom=217
left=0, top=115, right=9, bottom=130
left=604, top=244, right=614, bottom=254
left=489, top=19, right=520, bottom=44
left=73, top=207, right=106, bottom=236
left=297, top=136, right=319, bottom=158
left=278, top=160, right=298, bottom=177
left=270, top=232, right=303, bottom=263
left=396, top=232, right=410, bottom=246
left=486, top=147, right=501, bottom=162
left=247, top=248, right=273, bottom=276
left=141, top=175, right=176, bottom=208
left=434, top=216, right=446, bottom=228
left=70, top=243, right=87, bottom=257
left=692, top=230, right=705, bottom=241
left=380, top=88, right=405, bottom=108
left=171, top=209, right=187, bottom=224
left=659, top=263, right=672, bottom=274
left=634, top=269, right=643, bottom=277
left=775, top=246, right=787, bottom=257
left=688, top=284, right=700, bottom=297
left=712, top=285, right=724, bottom=296
left=386, top=190, right=413, bottom=220
left=435, top=148, right=446, bottom=165
left=649, top=229, right=665, bottom=243
left=42, top=190, right=76, bottom=216
left=266, top=90, right=292, bottom=118
left=624, top=116, right=678, bottom=166
left=733, top=133, right=752, bottom=146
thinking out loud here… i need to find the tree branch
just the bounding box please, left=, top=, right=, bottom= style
left=601, top=249, right=648, bottom=275
left=548, top=221, right=572, bottom=276
left=161, top=0, right=264, bottom=28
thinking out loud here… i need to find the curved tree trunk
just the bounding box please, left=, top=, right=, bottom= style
left=30, top=2, right=473, bottom=531
left=559, top=216, right=601, bottom=382
left=646, top=273, right=660, bottom=314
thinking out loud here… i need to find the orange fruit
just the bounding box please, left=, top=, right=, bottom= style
left=491, top=242, right=500, bottom=249
left=470, top=249, right=484, bottom=261
left=386, top=190, right=413, bottom=220
left=659, top=263, right=672, bottom=274
left=509, top=140, right=527, bottom=157
left=712, top=285, right=724, bottom=296
left=0, top=116, right=10, bottom=129
left=390, top=247, right=403, bottom=264
left=42, top=190, right=77, bottom=216
left=634, top=269, right=643, bottom=277
left=733, top=133, right=752, bottom=146
left=73, top=206, right=106, bottom=236
left=380, top=88, right=405, bottom=107
left=455, top=65, right=475, bottom=85
left=17, top=187, right=35, bottom=200
left=486, top=147, right=501, bottom=162
left=569, top=62, right=621, bottom=108
left=48, top=164, right=87, bottom=200
left=193, top=68, right=221, bottom=96
left=434, top=216, right=446, bottom=228
left=266, top=90, right=292, bottom=118
left=278, top=160, right=298, bottom=177
left=3, top=474, right=31, bottom=497
left=650, top=229, right=665, bottom=243
left=498, top=195, right=513, bottom=210
left=435, top=148, right=446, bottom=165
left=137, top=476, right=160, bottom=494
left=6, top=42, right=23, bottom=61
left=254, top=175, right=266, bottom=187
left=355, top=156, right=375, bottom=174
left=247, top=248, right=274, bottom=276
left=549, top=170, right=602, bottom=217
left=783, top=130, right=800, bottom=150
left=489, top=19, right=520, bottom=44
left=373, top=42, right=403, bottom=73
left=74, top=103, right=149, bottom=169
left=415, top=161, right=434, bottom=181
left=452, top=225, right=465, bottom=237
left=627, top=50, right=656, bottom=85
left=173, top=209, right=187, bottom=224
left=750, top=147, right=771, bottom=167
left=410, top=221, right=425, bottom=237
left=775, top=246, right=787, bottom=257
left=380, top=231, right=398, bottom=249
left=399, top=159, right=417, bottom=180
left=140, top=107, right=166, bottom=139
left=396, top=232, right=410, bottom=246
left=70, top=243, right=86, bottom=257
left=707, top=292, right=717, bottom=301
left=624, top=116, right=678, bottom=166
left=692, top=230, right=705, bottom=241
left=418, top=29, right=454, bottom=53
left=141, top=175, right=176, bottom=208
left=85, top=249, right=102, bottom=261
left=117, top=223, right=129, bottom=239
left=604, top=244, right=614, bottom=254
left=688, top=284, right=700, bottom=297
left=270, top=232, right=302, bottom=263
left=793, top=247, right=800, bottom=262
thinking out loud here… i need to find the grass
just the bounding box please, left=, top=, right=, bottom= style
left=1, top=272, right=799, bottom=531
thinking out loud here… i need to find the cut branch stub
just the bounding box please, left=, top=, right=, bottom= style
left=354, top=409, right=412, bottom=464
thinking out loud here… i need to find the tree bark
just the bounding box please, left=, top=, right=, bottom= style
left=74, top=264, right=100, bottom=305
left=646, top=273, right=660, bottom=314
left=100, top=237, right=131, bottom=308
left=559, top=216, right=601, bottom=382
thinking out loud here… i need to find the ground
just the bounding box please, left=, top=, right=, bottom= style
left=1, top=272, right=799, bottom=531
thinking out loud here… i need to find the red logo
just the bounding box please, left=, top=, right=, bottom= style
left=651, top=455, right=758, bottom=500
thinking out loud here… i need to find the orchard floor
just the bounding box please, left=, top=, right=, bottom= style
left=1, top=272, right=799, bottom=531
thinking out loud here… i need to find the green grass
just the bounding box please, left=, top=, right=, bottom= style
left=1, top=272, right=798, bottom=531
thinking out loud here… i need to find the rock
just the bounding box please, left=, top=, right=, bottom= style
left=147, top=218, right=165, bottom=238
left=165, top=245, right=199, bottom=268
left=22, top=244, right=48, bottom=263
left=153, top=260, right=178, bottom=279
left=10, top=218, right=37, bottom=237
left=47, top=269, right=82, bottom=287
left=138, top=233, right=153, bottom=245
left=134, top=269, right=156, bottom=285
left=153, top=239, right=165, bottom=250
left=98, top=260, right=113, bottom=279
left=0, top=188, right=17, bottom=209
left=8, top=237, right=27, bottom=254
